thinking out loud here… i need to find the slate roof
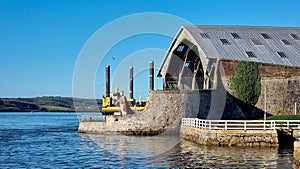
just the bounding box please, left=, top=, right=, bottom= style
left=183, top=25, right=300, bottom=67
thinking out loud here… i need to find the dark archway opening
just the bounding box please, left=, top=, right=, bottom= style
left=164, top=39, right=204, bottom=90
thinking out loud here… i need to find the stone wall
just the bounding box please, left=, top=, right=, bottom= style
left=257, top=77, right=300, bottom=115
left=220, top=60, right=300, bottom=116
left=222, top=76, right=300, bottom=116
left=294, top=141, right=300, bottom=168
left=180, top=125, right=279, bottom=147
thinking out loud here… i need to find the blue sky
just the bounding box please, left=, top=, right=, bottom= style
left=1, top=0, right=300, bottom=99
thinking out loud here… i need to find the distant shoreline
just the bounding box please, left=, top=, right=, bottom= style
left=0, top=96, right=102, bottom=112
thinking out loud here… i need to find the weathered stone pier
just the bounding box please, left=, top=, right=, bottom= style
left=78, top=88, right=250, bottom=136
left=180, top=118, right=300, bottom=147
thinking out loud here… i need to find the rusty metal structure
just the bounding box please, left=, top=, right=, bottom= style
left=158, top=25, right=300, bottom=90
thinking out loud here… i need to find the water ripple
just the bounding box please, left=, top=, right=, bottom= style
left=0, top=113, right=294, bottom=168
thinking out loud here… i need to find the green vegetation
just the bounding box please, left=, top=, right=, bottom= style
left=40, top=106, right=74, bottom=112
left=229, top=61, right=261, bottom=106
left=0, top=96, right=102, bottom=112
left=284, top=70, right=292, bottom=78
left=265, top=115, right=300, bottom=120
left=264, top=115, right=300, bottom=128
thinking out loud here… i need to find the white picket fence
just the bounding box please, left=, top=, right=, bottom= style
left=182, top=118, right=300, bottom=131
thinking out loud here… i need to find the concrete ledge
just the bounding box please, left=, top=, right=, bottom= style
left=78, top=121, right=164, bottom=136
left=78, top=121, right=118, bottom=134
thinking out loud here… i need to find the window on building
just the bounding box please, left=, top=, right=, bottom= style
left=184, top=61, right=190, bottom=67
left=277, top=51, right=288, bottom=58
left=246, top=51, right=256, bottom=58
left=261, top=33, right=271, bottom=39
left=290, top=34, right=300, bottom=40
left=200, top=33, right=210, bottom=39
left=251, top=39, right=262, bottom=45
left=231, top=33, right=241, bottom=39
left=282, top=39, right=291, bottom=45
left=220, top=39, right=230, bottom=45
left=177, top=45, right=184, bottom=52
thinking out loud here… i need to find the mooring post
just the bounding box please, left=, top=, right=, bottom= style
left=106, top=65, right=110, bottom=97
left=130, top=66, right=133, bottom=99
left=150, top=61, right=154, bottom=91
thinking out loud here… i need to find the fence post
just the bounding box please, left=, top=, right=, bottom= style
left=199, top=120, right=203, bottom=129
left=209, top=121, right=211, bottom=130
left=244, top=121, right=246, bottom=131
left=225, top=121, right=227, bottom=130
left=263, top=121, right=265, bottom=130
left=287, top=121, right=289, bottom=129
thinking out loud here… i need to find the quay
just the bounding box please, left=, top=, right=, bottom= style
left=181, top=118, right=300, bottom=147
left=79, top=114, right=300, bottom=147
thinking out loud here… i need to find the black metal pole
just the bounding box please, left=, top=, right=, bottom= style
left=130, top=66, right=134, bottom=99
left=150, top=61, right=154, bottom=91
left=106, top=65, right=110, bottom=97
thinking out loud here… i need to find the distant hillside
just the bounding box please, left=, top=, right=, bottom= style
left=0, top=96, right=102, bottom=112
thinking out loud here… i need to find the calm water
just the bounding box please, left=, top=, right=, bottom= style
left=0, top=112, right=294, bottom=168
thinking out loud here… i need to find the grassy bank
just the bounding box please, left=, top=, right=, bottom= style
left=265, top=115, right=300, bottom=120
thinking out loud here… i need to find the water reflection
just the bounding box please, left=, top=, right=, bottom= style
left=79, top=133, right=294, bottom=168
left=157, top=141, right=293, bottom=168
left=80, top=133, right=180, bottom=158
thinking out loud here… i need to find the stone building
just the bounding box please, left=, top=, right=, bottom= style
left=158, top=26, right=300, bottom=116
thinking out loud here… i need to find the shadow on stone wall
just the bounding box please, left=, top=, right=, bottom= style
left=196, top=90, right=270, bottom=120
left=230, top=92, right=272, bottom=120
